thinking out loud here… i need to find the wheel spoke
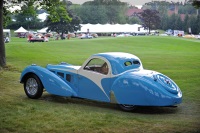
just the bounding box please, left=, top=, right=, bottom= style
left=26, top=78, right=38, bottom=95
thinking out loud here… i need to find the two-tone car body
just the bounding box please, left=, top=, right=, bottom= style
left=20, top=52, right=182, bottom=111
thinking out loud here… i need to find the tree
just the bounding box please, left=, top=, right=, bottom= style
left=103, top=0, right=128, bottom=24
left=155, top=2, right=170, bottom=30
left=143, top=1, right=171, bottom=11
left=127, top=16, right=142, bottom=24
left=44, top=1, right=81, bottom=37
left=70, top=4, right=82, bottom=20
left=78, top=0, right=128, bottom=24
left=168, top=14, right=176, bottom=30
left=3, top=6, right=12, bottom=28
left=188, top=15, right=198, bottom=34
left=196, top=14, right=200, bottom=34
left=174, top=15, right=183, bottom=30
left=159, top=13, right=169, bottom=30
left=0, top=0, right=70, bottom=67
left=178, top=3, right=196, bottom=14
left=183, top=14, right=190, bottom=33
left=139, top=9, right=161, bottom=34
left=80, top=4, right=108, bottom=24
left=0, top=0, right=5, bottom=67
left=14, top=0, right=39, bottom=30
left=191, top=0, right=200, bottom=9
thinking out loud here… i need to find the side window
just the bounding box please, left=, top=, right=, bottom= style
left=133, top=60, right=140, bottom=66
left=124, top=60, right=140, bottom=69
left=124, top=61, right=132, bottom=66
left=84, top=58, right=109, bottom=75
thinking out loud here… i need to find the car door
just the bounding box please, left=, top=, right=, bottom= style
left=77, top=57, right=111, bottom=102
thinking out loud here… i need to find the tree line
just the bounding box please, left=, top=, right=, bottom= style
left=5, top=0, right=200, bottom=34
left=144, top=1, right=200, bottom=34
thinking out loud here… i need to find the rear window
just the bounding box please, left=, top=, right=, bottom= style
left=124, top=60, right=140, bottom=67
left=124, top=61, right=132, bottom=66
left=133, top=60, right=140, bottom=65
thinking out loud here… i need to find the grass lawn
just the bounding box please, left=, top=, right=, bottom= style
left=0, top=36, right=200, bottom=133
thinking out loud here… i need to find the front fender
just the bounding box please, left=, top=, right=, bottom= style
left=20, top=65, right=77, bottom=97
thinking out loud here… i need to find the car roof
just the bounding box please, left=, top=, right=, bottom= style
left=92, top=52, right=142, bottom=75
left=94, top=52, right=139, bottom=59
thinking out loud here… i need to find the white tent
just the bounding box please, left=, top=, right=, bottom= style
left=37, top=27, right=48, bottom=33
left=77, top=23, right=148, bottom=33
left=3, top=29, right=11, bottom=41
left=14, top=26, right=28, bottom=33
left=3, top=29, right=11, bottom=37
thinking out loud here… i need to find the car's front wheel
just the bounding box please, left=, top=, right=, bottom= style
left=24, top=74, right=43, bottom=99
left=118, top=104, right=136, bottom=111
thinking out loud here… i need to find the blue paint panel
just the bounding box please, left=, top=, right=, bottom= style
left=46, top=64, right=80, bottom=93
left=20, top=66, right=77, bottom=97
left=111, top=72, right=182, bottom=106
left=78, top=75, right=110, bottom=102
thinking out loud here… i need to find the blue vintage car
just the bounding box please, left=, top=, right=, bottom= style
left=20, top=52, right=182, bottom=111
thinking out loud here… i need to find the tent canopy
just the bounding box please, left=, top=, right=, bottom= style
left=14, top=26, right=28, bottom=33
left=77, top=23, right=148, bottom=33
left=3, top=29, right=11, bottom=38
left=37, top=27, right=48, bottom=33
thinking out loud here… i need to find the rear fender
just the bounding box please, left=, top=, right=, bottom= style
left=111, top=75, right=147, bottom=105
left=20, top=65, right=77, bottom=97
left=111, top=72, right=182, bottom=106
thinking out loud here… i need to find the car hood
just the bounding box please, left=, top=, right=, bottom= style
left=46, top=63, right=81, bottom=73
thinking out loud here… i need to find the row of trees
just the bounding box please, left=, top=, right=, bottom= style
left=70, top=0, right=200, bottom=34
left=144, top=1, right=200, bottom=34
left=160, top=13, right=200, bottom=34
left=5, top=0, right=129, bottom=29
left=143, top=0, right=199, bottom=14
left=71, top=0, right=128, bottom=24
left=4, top=0, right=200, bottom=31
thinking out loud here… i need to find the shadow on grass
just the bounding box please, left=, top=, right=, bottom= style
left=35, top=93, right=180, bottom=114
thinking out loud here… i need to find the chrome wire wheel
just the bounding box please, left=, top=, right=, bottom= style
left=26, top=78, right=38, bottom=95
left=24, top=74, right=43, bottom=99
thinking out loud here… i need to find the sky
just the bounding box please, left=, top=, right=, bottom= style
left=70, top=0, right=185, bottom=6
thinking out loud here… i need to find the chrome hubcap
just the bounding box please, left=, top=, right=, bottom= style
left=26, top=78, right=38, bottom=95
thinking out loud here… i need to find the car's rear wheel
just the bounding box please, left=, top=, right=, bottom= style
left=118, top=104, right=136, bottom=111
left=24, top=74, right=43, bottom=99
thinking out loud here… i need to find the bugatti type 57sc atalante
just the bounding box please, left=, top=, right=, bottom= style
left=20, top=52, right=182, bottom=111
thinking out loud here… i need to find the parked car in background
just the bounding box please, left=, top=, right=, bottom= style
left=20, top=52, right=182, bottom=111
left=78, top=34, right=93, bottom=39
left=165, top=29, right=173, bottom=35
left=91, top=33, right=98, bottom=38
left=197, top=34, right=200, bottom=39
left=116, top=33, right=132, bottom=37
